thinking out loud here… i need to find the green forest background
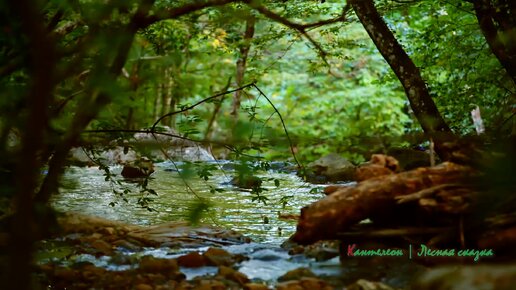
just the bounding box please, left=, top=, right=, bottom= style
left=1, top=0, right=515, bottom=288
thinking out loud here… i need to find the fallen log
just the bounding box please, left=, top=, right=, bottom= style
left=291, top=162, right=478, bottom=245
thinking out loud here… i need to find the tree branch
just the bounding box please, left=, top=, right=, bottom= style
left=139, top=0, right=238, bottom=28
left=152, top=82, right=256, bottom=130
left=248, top=4, right=327, bottom=62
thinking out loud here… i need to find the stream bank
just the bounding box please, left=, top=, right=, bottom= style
left=35, top=212, right=424, bottom=290
left=35, top=160, right=515, bottom=289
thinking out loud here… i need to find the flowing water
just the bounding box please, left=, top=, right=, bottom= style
left=48, top=161, right=424, bottom=287
left=55, top=161, right=321, bottom=244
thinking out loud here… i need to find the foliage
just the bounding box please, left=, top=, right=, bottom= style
left=1, top=1, right=515, bottom=286
left=386, top=0, right=515, bottom=134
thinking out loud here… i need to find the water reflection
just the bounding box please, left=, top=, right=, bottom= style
left=55, top=162, right=322, bottom=244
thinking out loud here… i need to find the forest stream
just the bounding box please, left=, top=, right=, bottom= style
left=37, top=161, right=425, bottom=289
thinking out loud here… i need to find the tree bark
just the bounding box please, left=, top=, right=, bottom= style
left=349, top=0, right=452, bottom=158
left=7, top=1, right=56, bottom=288
left=231, top=15, right=255, bottom=119
left=292, top=162, right=475, bottom=245
left=471, top=0, right=516, bottom=84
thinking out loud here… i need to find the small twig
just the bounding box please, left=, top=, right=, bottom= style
left=52, top=89, right=85, bottom=116
left=251, top=84, right=302, bottom=170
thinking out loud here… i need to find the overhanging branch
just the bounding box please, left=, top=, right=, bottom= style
left=246, top=2, right=351, bottom=64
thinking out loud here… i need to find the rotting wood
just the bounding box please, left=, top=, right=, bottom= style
left=291, top=162, right=478, bottom=245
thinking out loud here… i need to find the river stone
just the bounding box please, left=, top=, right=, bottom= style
left=412, top=264, right=516, bottom=290
left=303, top=240, right=340, bottom=261
left=346, top=279, right=396, bottom=290
left=195, top=279, right=227, bottom=290
left=277, top=267, right=317, bottom=282
left=204, top=247, right=240, bottom=266
left=68, top=126, right=215, bottom=166
left=230, top=174, right=262, bottom=189
left=177, top=251, right=208, bottom=268
left=112, top=239, right=141, bottom=251
left=217, top=265, right=250, bottom=285
left=121, top=158, right=155, bottom=178
left=244, top=283, right=269, bottom=290
left=306, top=153, right=356, bottom=183
left=275, top=280, right=305, bottom=290
left=276, top=278, right=333, bottom=290
left=90, top=239, right=113, bottom=255
left=134, top=126, right=215, bottom=162
left=299, top=277, right=333, bottom=290
left=139, top=255, right=180, bottom=274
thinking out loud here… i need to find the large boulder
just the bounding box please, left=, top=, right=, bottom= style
left=68, top=146, right=138, bottom=166
left=133, top=126, right=215, bottom=162
left=305, top=153, right=356, bottom=183
left=68, top=127, right=215, bottom=166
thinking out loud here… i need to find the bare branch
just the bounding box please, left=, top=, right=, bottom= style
left=251, top=84, right=302, bottom=170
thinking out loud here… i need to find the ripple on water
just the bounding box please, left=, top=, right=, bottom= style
left=56, top=162, right=322, bottom=244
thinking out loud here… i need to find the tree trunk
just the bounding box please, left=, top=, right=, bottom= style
left=231, top=15, right=255, bottom=119
left=161, top=68, right=172, bottom=127
left=8, top=1, right=55, bottom=288
left=349, top=0, right=452, bottom=159
left=471, top=0, right=516, bottom=84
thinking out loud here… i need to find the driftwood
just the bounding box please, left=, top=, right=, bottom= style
left=291, top=162, right=478, bottom=245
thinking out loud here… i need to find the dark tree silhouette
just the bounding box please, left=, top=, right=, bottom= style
left=349, top=0, right=452, bottom=159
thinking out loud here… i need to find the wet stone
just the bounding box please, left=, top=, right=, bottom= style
left=195, top=279, right=227, bottom=290
left=217, top=265, right=250, bottom=285
left=277, top=267, right=317, bottom=282
left=346, top=279, right=396, bottom=290
left=178, top=251, right=208, bottom=268
left=276, top=277, right=333, bottom=290
left=101, top=227, right=116, bottom=236
left=138, top=255, right=180, bottom=274
left=244, top=282, right=270, bottom=290
left=299, top=277, right=332, bottom=290
left=204, top=247, right=233, bottom=266
left=90, top=239, right=113, bottom=255
left=113, top=239, right=141, bottom=251
left=204, top=247, right=245, bottom=266
left=217, top=266, right=249, bottom=285
left=275, top=281, right=304, bottom=290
